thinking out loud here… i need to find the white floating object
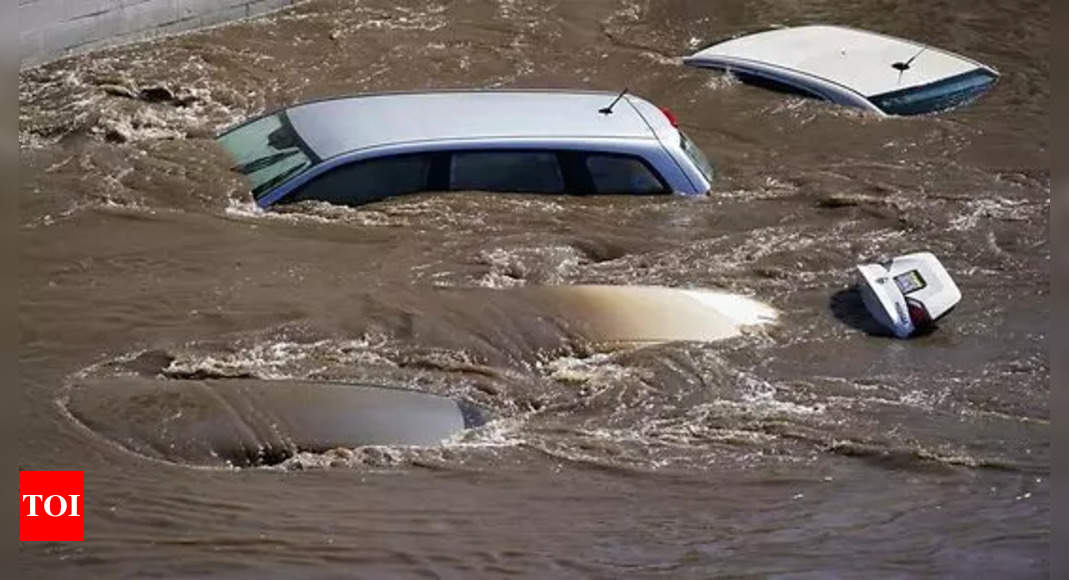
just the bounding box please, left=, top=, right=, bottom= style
left=856, top=252, right=961, bottom=338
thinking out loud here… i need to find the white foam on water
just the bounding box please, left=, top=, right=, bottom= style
left=162, top=337, right=396, bottom=380
left=948, top=196, right=1044, bottom=232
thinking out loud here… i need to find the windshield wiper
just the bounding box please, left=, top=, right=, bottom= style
left=233, top=149, right=301, bottom=174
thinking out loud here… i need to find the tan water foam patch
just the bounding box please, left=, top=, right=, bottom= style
left=527, top=284, right=778, bottom=346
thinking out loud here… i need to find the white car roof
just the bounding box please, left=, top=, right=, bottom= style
left=685, top=25, right=994, bottom=98
left=285, top=90, right=661, bottom=160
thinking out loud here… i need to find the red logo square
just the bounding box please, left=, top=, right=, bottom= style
left=20, top=471, right=84, bottom=541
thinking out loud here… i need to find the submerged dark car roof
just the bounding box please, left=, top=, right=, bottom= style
left=284, top=90, right=662, bottom=159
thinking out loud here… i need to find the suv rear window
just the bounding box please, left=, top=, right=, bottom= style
left=286, top=154, right=432, bottom=206
left=450, top=151, right=564, bottom=194
left=585, top=155, right=666, bottom=194
left=868, top=69, right=998, bottom=116
left=679, top=131, right=715, bottom=182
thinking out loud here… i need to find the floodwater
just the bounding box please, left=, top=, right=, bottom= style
left=18, top=0, right=1049, bottom=576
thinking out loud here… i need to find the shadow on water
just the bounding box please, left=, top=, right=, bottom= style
left=829, top=285, right=894, bottom=337
left=829, top=285, right=942, bottom=338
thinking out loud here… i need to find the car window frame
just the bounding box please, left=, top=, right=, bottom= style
left=442, top=149, right=670, bottom=196
left=217, top=111, right=321, bottom=202
left=445, top=149, right=570, bottom=195
left=281, top=151, right=443, bottom=207
left=278, top=147, right=674, bottom=207
left=572, top=151, right=671, bottom=196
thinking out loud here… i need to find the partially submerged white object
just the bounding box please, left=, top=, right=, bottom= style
left=856, top=252, right=961, bottom=338
left=537, top=285, right=779, bottom=345
left=684, top=25, right=999, bottom=116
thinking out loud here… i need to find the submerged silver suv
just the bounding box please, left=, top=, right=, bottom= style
left=216, top=89, right=716, bottom=208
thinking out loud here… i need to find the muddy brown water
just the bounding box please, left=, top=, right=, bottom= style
left=18, top=0, right=1049, bottom=576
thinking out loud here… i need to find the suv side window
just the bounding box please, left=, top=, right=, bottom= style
left=584, top=154, right=667, bottom=194
left=449, top=151, right=565, bottom=194
left=286, top=154, right=433, bottom=206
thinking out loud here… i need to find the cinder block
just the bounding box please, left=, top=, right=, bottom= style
left=156, top=14, right=201, bottom=36
left=117, top=0, right=178, bottom=35
left=37, top=9, right=124, bottom=55
left=196, top=5, right=249, bottom=28
left=64, top=0, right=120, bottom=20
left=19, top=28, right=44, bottom=63
left=246, top=0, right=292, bottom=17
left=176, top=0, right=248, bottom=20
left=19, top=0, right=296, bottom=66
left=18, top=0, right=65, bottom=31
left=116, top=0, right=156, bottom=8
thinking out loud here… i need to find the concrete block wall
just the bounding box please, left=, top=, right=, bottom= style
left=20, top=0, right=297, bottom=67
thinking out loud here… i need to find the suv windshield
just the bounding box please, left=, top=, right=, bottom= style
left=679, top=131, right=715, bottom=183
left=868, top=69, right=997, bottom=116
left=216, top=113, right=314, bottom=199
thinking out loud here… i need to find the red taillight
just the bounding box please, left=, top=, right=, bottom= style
left=659, top=106, right=679, bottom=127
left=906, top=298, right=931, bottom=328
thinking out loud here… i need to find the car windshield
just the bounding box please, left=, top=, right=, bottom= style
left=216, top=113, right=314, bottom=199
left=679, top=131, right=715, bottom=183
left=868, top=69, right=997, bottom=116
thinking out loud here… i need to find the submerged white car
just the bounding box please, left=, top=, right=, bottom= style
left=684, top=25, right=999, bottom=116
left=216, top=89, right=716, bottom=208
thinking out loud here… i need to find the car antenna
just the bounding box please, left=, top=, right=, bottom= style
left=892, top=46, right=927, bottom=84
left=599, top=88, right=629, bottom=115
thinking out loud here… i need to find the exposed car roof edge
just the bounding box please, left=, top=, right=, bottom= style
left=216, top=88, right=633, bottom=138
left=314, top=134, right=662, bottom=164
left=683, top=54, right=883, bottom=112
left=254, top=135, right=666, bottom=207
left=622, top=96, right=703, bottom=192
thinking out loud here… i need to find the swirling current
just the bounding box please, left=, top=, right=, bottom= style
left=18, top=0, right=1048, bottom=576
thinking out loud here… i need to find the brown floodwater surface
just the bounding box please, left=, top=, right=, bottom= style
left=18, top=0, right=1048, bottom=576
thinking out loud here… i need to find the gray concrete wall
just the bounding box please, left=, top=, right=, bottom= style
left=19, top=0, right=298, bottom=67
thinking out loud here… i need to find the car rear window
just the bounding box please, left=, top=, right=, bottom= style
left=868, top=69, right=998, bottom=116
left=450, top=151, right=564, bottom=194
left=585, top=155, right=666, bottom=194
left=216, top=113, right=314, bottom=199
left=679, top=131, right=715, bottom=183
left=285, top=154, right=432, bottom=207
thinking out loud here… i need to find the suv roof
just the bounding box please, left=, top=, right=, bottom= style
left=285, top=89, right=663, bottom=160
